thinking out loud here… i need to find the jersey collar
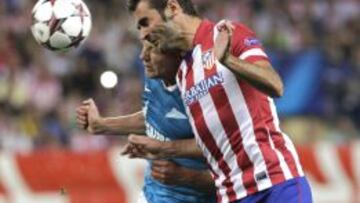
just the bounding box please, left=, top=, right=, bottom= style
left=161, top=80, right=177, bottom=92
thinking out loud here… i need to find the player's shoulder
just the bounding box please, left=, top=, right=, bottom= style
left=215, top=20, right=264, bottom=57
left=144, top=77, right=161, bottom=86
left=144, top=78, right=179, bottom=94
left=144, top=77, right=161, bottom=93
left=216, top=20, right=255, bottom=34
left=219, top=20, right=262, bottom=46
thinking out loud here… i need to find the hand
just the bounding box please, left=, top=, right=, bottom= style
left=121, top=135, right=171, bottom=160
left=76, top=98, right=101, bottom=134
left=120, top=142, right=146, bottom=158
left=151, top=160, right=192, bottom=185
left=214, top=20, right=234, bottom=62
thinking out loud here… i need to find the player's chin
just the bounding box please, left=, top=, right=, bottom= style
left=145, top=69, right=160, bottom=79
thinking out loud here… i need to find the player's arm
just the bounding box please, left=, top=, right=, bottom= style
left=76, top=99, right=145, bottom=135
left=151, top=160, right=215, bottom=193
left=92, top=112, right=145, bottom=135
left=224, top=57, right=283, bottom=97
left=215, top=21, right=284, bottom=98
left=121, top=135, right=203, bottom=159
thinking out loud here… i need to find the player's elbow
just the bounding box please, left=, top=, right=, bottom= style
left=271, top=80, right=284, bottom=98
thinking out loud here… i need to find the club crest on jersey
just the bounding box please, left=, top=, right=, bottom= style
left=202, top=50, right=215, bottom=70
left=184, top=72, right=224, bottom=105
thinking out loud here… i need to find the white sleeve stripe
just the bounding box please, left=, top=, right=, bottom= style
left=239, top=48, right=268, bottom=60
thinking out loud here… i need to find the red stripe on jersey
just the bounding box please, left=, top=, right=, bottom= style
left=185, top=60, right=237, bottom=202
left=238, top=82, right=286, bottom=184
left=263, top=98, right=300, bottom=178
left=205, top=65, right=257, bottom=196
left=184, top=58, right=193, bottom=90
left=177, top=68, right=183, bottom=89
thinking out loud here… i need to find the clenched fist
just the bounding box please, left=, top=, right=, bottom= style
left=76, top=98, right=102, bottom=134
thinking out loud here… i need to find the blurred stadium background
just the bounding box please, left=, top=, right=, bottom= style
left=0, top=0, right=359, bottom=202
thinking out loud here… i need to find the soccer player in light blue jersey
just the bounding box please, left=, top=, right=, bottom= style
left=76, top=41, right=215, bottom=203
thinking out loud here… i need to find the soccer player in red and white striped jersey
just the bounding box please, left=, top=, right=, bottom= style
left=174, top=20, right=308, bottom=203
left=126, top=0, right=313, bottom=202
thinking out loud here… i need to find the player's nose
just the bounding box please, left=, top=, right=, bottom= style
left=140, top=49, right=146, bottom=60
left=140, top=28, right=151, bottom=41
left=140, top=49, right=149, bottom=62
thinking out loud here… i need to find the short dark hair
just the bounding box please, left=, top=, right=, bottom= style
left=127, top=0, right=199, bottom=17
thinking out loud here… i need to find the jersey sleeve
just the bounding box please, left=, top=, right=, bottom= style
left=229, top=22, right=269, bottom=63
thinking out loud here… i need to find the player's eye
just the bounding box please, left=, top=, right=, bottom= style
left=137, top=17, right=149, bottom=30
left=152, top=47, right=161, bottom=54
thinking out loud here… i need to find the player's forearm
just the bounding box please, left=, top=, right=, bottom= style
left=181, top=168, right=215, bottom=193
left=165, top=139, right=204, bottom=158
left=223, top=54, right=284, bottom=97
left=93, top=111, right=145, bottom=135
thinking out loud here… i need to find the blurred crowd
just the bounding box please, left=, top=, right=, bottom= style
left=0, top=0, right=359, bottom=152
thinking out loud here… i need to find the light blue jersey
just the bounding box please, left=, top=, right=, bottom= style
left=142, top=78, right=216, bottom=203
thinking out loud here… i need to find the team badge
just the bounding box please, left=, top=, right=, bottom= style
left=202, top=50, right=216, bottom=70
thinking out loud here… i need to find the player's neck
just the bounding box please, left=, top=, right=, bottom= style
left=163, top=77, right=176, bottom=86
left=174, top=15, right=202, bottom=47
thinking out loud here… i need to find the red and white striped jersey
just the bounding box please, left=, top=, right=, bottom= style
left=176, top=20, right=304, bottom=203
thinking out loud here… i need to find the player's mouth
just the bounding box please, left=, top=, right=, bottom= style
left=144, top=63, right=153, bottom=70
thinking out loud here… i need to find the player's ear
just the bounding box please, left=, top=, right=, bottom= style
left=164, top=0, right=182, bottom=20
